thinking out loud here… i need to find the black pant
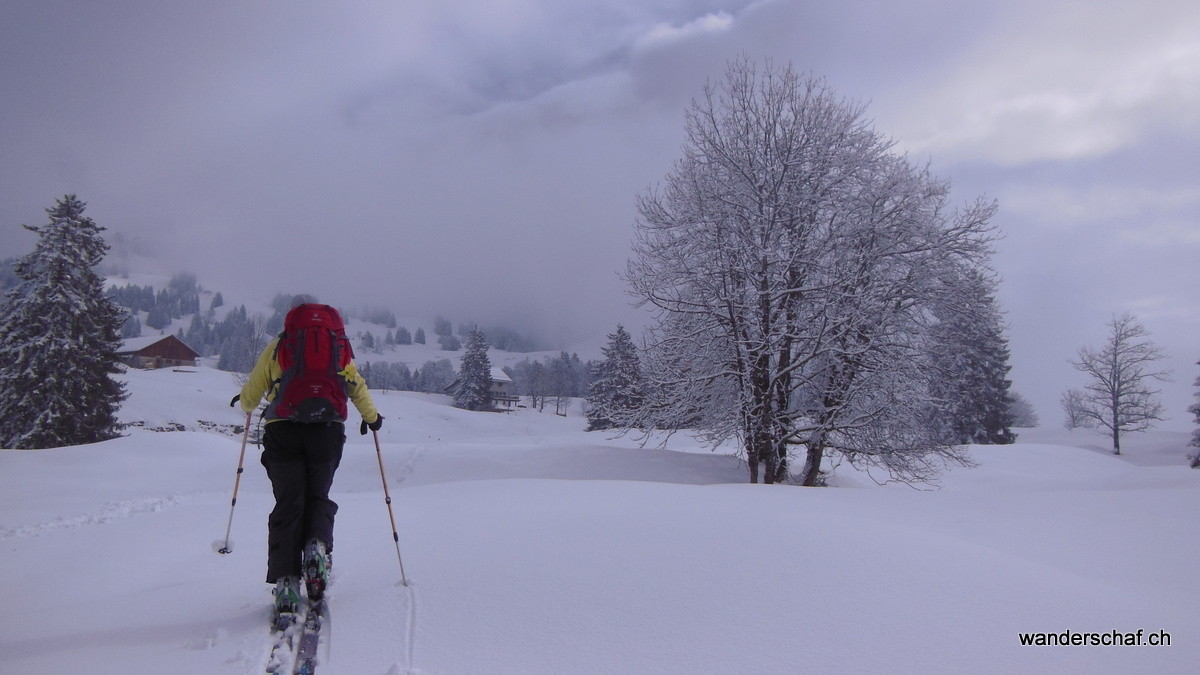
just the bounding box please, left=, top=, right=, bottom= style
left=260, top=421, right=345, bottom=583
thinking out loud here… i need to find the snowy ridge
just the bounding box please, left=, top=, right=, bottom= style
left=2, top=365, right=1198, bottom=673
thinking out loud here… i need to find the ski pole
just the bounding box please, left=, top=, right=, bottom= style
left=372, top=428, right=410, bottom=586
left=218, top=409, right=253, bottom=555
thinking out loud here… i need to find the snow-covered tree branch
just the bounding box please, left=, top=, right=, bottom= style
left=625, top=57, right=1000, bottom=485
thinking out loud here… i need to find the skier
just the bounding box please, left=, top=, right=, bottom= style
left=236, top=295, right=383, bottom=623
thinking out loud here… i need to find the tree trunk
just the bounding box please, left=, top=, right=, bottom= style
left=749, top=427, right=773, bottom=483
left=762, top=445, right=777, bottom=484
left=772, top=439, right=789, bottom=483
left=799, top=443, right=823, bottom=486
left=1109, top=396, right=1122, bottom=454
left=799, top=428, right=825, bottom=486
left=759, top=434, right=789, bottom=484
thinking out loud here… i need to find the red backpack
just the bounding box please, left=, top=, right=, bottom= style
left=265, top=303, right=354, bottom=423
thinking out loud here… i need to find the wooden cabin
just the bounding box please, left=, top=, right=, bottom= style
left=117, top=335, right=201, bottom=369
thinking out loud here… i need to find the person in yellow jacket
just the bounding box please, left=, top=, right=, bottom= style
left=238, top=296, right=382, bottom=619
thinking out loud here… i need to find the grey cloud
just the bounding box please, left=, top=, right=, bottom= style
left=2, top=0, right=1197, bottom=429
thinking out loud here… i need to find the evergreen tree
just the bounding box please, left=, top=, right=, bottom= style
left=434, top=316, right=453, bottom=337
left=1189, top=360, right=1200, bottom=468
left=145, top=301, right=171, bottom=330
left=927, top=269, right=1016, bottom=444
left=586, top=325, right=645, bottom=431
left=210, top=291, right=224, bottom=310
left=453, top=329, right=493, bottom=411
left=184, top=313, right=211, bottom=355
left=415, top=358, right=454, bottom=392
left=167, top=272, right=200, bottom=315
left=415, top=327, right=426, bottom=344
left=0, top=195, right=127, bottom=448
left=215, top=305, right=267, bottom=373
left=120, top=312, right=142, bottom=338
left=396, top=326, right=412, bottom=345
left=0, top=257, right=20, bottom=296
left=396, top=363, right=413, bottom=391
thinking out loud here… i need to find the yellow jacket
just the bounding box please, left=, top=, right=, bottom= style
left=239, top=338, right=380, bottom=424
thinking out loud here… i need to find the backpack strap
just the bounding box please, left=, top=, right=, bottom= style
left=265, top=332, right=286, bottom=404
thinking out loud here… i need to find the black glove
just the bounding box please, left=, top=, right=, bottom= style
left=360, top=414, right=384, bottom=435
left=229, top=394, right=240, bottom=408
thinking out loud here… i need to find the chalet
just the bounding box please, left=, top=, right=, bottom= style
left=117, top=335, right=201, bottom=369
left=489, top=367, right=518, bottom=408
left=445, top=367, right=519, bottom=409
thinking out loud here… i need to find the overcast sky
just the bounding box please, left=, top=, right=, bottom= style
left=2, top=0, right=1198, bottom=431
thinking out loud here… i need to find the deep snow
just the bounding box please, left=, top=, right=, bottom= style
left=2, top=365, right=1197, bottom=674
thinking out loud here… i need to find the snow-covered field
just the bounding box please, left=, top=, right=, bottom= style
left=2, top=366, right=1197, bottom=674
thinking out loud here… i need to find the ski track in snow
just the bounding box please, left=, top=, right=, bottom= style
left=389, top=583, right=419, bottom=675
left=390, top=443, right=430, bottom=486
left=0, top=493, right=190, bottom=539
left=392, top=445, right=423, bottom=673
left=251, top=443, right=428, bottom=674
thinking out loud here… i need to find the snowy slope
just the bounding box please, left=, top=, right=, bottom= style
left=2, top=366, right=1198, bottom=674
left=102, top=271, right=584, bottom=374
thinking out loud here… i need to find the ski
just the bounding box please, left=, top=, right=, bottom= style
left=265, top=612, right=300, bottom=674
left=292, top=598, right=327, bottom=675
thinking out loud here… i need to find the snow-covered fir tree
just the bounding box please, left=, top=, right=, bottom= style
left=586, top=325, right=644, bottom=431
left=927, top=268, right=1016, bottom=445
left=434, top=316, right=452, bottom=338
left=0, top=257, right=20, bottom=295
left=120, top=313, right=142, bottom=338
left=453, top=329, right=492, bottom=411
left=0, top=195, right=127, bottom=449
left=1187, top=360, right=1200, bottom=468
left=214, top=305, right=267, bottom=373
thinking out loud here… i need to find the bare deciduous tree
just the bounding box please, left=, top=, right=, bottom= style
left=1060, top=388, right=1088, bottom=430
left=1067, top=313, right=1171, bottom=454
left=626, top=57, right=997, bottom=485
